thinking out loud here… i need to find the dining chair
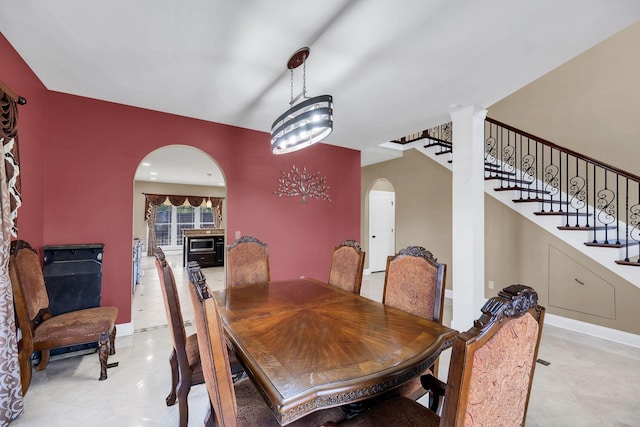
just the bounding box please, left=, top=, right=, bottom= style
left=155, top=250, right=244, bottom=427
left=8, top=239, right=118, bottom=395
left=381, top=245, right=446, bottom=400
left=328, top=239, right=365, bottom=294
left=327, top=284, right=545, bottom=426
left=226, top=235, right=270, bottom=288
left=187, top=263, right=346, bottom=427
left=154, top=248, right=204, bottom=427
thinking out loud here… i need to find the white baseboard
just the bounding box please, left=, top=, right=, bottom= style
left=543, top=313, right=640, bottom=348
left=446, top=292, right=640, bottom=349
left=116, top=322, right=134, bottom=337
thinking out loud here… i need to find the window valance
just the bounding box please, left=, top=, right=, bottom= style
left=143, top=193, right=223, bottom=221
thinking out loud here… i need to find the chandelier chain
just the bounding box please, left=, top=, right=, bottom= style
left=302, top=52, right=307, bottom=98
left=290, top=69, right=294, bottom=104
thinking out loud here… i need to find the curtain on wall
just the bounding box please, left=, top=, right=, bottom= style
left=144, top=193, right=223, bottom=256
left=0, top=84, right=24, bottom=423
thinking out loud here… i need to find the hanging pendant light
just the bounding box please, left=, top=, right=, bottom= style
left=205, top=173, right=213, bottom=208
left=271, top=47, right=333, bottom=154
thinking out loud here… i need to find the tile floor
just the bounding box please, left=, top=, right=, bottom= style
left=10, top=254, right=640, bottom=426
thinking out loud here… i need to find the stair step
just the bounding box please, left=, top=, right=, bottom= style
left=424, top=141, right=452, bottom=149
left=485, top=176, right=528, bottom=182
left=485, top=170, right=517, bottom=177
left=534, top=211, right=592, bottom=217
left=493, top=186, right=550, bottom=195
left=434, top=149, right=452, bottom=155
left=558, top=226, right=617, bottom=231
left=484, top=164, right=516, bottom=173
left=512, top=198, right=568, bottom=205
left=615, top=259, right=640, bottom=266
left=584, top=240, right=640, bottom=248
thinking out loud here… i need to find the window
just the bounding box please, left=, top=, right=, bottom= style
left=153, top=205, right=217, bottom=249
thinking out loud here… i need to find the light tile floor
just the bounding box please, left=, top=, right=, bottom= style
left=10, top=254, right=640, bottom=426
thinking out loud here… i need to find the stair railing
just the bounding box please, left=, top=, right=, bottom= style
left=484, top=117, right=639, bottom=266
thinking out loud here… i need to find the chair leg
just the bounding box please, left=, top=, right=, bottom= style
left=98, top=332, right=109, bottom=380
left=166, top=349, right=178, bottom=406
left=109, top=325, right=116, bottom=355
left=176, top=375, right=192, bottom=427
left=18, top=349, right=33, bottom=395
left=34, top=349, right=50, bottom=372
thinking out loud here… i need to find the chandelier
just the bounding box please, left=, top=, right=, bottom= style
left=270, top=47, right=333, bottom=154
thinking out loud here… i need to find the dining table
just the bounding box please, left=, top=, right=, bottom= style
left=212, top=277, right=457, bottom=425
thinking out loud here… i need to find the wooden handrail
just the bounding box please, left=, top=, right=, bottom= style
left=486, top=117, right=640, bottom=183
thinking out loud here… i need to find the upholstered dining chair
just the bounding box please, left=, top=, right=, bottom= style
left=8, top=240, right=117, bottom=395
left=226, top=235, right=270, bottom=288
left=381, top=245, right=446, bottom=400
left=327, top=284, right=545, bottom=427
left=187, top=263, right=346, bottom=427
left=328, top=240, right=365, bottom=294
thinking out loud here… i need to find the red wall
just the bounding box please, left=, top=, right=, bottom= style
left=1, top=34, right=48, bottom=249
left=1, top=34, right=361, bottom=325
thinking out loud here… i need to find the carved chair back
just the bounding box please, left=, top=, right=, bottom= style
left=154, top=248, right=189, bottom=371
left=226, top=236, right=270, bottom=288
left=382, top=246, right=446, bottom=323
left=328, top=240, right=365, bottom=294
left=442, top=284, right=545, bottom=426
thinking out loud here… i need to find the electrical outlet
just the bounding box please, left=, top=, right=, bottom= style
left=488, top=280, right=494, bottom=289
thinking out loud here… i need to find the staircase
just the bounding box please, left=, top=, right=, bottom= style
left=397, top=118, right=640, bottom=287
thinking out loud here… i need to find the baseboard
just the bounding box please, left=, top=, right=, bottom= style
left=543, top=313, right=640, bottom=349
left=445, top=291, right=640, bottom=349
left=116, top=322, right=134, bottom=337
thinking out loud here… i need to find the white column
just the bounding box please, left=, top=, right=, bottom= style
left=450, top=105, right=487, bottom=332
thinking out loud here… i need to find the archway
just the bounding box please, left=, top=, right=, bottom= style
left=367, top=178, right=395, bottom=272
left=131, top=145, right=226, bottom=330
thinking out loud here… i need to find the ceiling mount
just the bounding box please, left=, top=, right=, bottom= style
left=287, top=47, right=310, bottom=69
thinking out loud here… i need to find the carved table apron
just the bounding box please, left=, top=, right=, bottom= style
left=212, top=278, right=457, bottom=425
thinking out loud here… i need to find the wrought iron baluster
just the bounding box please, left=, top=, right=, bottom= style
left=623, top=179, right=629, bottom=262
left=592, top=163, right=597, bottom=243
left=585, top=159, right=590, bottom=228
left=632, top=186, right=640, bottom=263
left=616, top=173, right=621, bottom=245
left=565, top=152, right=570, bottom=227
left=538, top=139, right=542, bottom=202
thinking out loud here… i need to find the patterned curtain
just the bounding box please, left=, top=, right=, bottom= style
left=0, top=86, right=24, bottom=423
left=146, top=204, right=158, bottom=257
left=143, top=193, right=223, bottom=256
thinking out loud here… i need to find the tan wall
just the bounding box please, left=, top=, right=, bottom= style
left=362, top=149, right=453, bottom=290
left=360, top=22, right=640, bottom=335
left=486, top=196, right=640, bottom=335
left=488, top=21, right=640, bottom=176
left=133, top=181, right=227, bottom=250
left=362, top=152, right=640, bottom=334
left=484, top=17, right=640, bottom=334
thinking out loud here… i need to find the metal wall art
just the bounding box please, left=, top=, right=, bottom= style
left=274, top=165, right=330, bottom=204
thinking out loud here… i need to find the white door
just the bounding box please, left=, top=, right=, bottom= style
left=369, top=191, right=395, bottom=272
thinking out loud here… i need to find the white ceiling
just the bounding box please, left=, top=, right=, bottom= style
left=2, top=1, right=639, bottom=185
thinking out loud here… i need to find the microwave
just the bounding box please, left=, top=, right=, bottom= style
left=189, top=237, right=215, bottom=253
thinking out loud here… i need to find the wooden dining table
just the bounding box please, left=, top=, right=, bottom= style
left=212, top=277, right=457, bottom=425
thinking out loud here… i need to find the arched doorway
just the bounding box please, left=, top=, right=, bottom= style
left=132, top=145, right=226, bottom=329
left=367, top=178, right=395, bottom=272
